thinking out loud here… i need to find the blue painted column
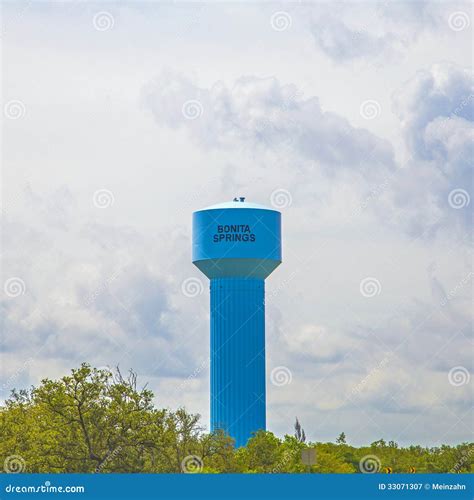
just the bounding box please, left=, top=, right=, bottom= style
left=210, top=277, right=265, bottom=447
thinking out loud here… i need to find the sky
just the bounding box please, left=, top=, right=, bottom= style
left=1, top=0, right=473, bottom=447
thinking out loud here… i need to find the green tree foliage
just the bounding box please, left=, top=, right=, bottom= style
left=0, top=364, right=472, bottom=474
left=0, top=364, right=233, bottom=473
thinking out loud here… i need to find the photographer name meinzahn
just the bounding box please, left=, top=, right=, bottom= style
left=431, top=483, right=467, bottom=491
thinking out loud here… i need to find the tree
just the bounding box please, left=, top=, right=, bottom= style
left=1, top=364, right=473, bottom=474
left=312, top=448, right=356, bottom=473
left=236, top=431, right=283, bottom=472
left=199, top=429, right=236, bottom=472
left=294, top=418, right=306, bottom=443
left=371, top=439, right=387, bottom=448
left=336, top=432, right=347, bottom=444
left=0, top=364, right=230, bottom=473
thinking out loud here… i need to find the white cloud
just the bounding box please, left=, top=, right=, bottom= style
left=307, top=2, right=461, bottom=64
left=143, top=63, right=473, bottom=241
left=383, top=62, right=474, bottom=235
left=143, top=72, right=396, bottom=181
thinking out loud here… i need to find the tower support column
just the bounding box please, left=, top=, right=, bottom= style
left=210, top=277, right=266, bottom=447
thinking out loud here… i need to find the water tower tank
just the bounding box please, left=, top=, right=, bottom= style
left=192, top=198, right=282, bottom=447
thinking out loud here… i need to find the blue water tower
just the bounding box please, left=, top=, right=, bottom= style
left=192, top=197, right=282, bottom=447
